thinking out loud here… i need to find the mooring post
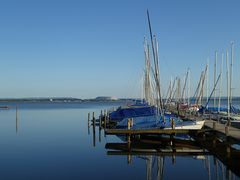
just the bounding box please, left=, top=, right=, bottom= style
left=104, top=110, right=107, bottom=130
left=100, top=110, right=103, bottom=127
left=16, top=106, right=18, bottom=134
left=226, top=145, right=231, bottom=158
left=225, top=126, right=229, bottom=136
left=213, top=137, right=216, bottom=148
left=99, top=115, right=102, bottom=129
left=92, top=128, right=96, bottom=147
left=92, top=112, right=96, bottom=129
left=127, top=154, right=132, bottom=164
left=127, top=118, right=132, bottom=130
left=171, top=118, right=175, bottom=129
left=203, top=132, right=206, bottom=141
left=107, top=110, right=110, bottom=123
left=172, top=155, right=176, bottom=165
left=213, top=121, right=216, bottom=130
left=88, top=112, right=90, bottom=128
left=99, top=126, right=101, bottom=143
left=92, top=112, right=96, bottom=147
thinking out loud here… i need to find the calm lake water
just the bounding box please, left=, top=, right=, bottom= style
left=0, top=101, right=239, bottom=180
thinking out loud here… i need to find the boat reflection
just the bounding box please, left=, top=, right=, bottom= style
left=105, top=135, right=240, bottom=180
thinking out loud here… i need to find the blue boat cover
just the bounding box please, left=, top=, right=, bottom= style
left=110, top=105, right=157, bottom=121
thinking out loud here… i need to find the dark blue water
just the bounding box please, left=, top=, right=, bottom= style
left=0, top=101, right=239, bottom=180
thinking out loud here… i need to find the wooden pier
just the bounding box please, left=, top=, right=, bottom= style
left=204, top=120, right=240, bottom=141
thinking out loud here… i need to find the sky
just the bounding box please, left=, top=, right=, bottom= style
left=0, top=0, right=240, bottom=99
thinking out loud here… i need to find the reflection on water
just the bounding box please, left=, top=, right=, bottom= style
left=0, top=101, right=239, bottom=180
left=104, top=133, right=240, bottom=180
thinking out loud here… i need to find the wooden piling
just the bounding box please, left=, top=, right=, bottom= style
left=16, top=107, right=18, bottom=134
left=99, top=115, right=102, bottom=129
left=127, top=154, right=132, bottom=164
left=93, top=112, right=96, bottom=131
left=88, top=113, right=90, bottom=127
left=225, top=126, right=229, bottom=136
left=226, top=145, right=231, bottom=158
left=92, top=112, right=96, bottom=147
left=171, top=118, right=175, bottom=129
left=100, top=110, right=103, bottom=128
left=213, top=121, right=216, bottom=130
left=127, top=119, right=131, bottom=130
left=104, top=110, right=107, bottom=130
left=99, top=126, right=101, bottom=143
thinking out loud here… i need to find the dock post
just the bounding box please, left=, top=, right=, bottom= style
left=172, top=155, right=176, bottom=165
left=213, top=137, right=216, bottom=148
left=171, top=118, right=175, bottom=129
left=92, top=112, right=96, bottom=129
left=92, top=112, right=96, bottom=147
left=100, top=110, right=103, bottom=128
left=99, top=115, right=102, bottom=129
left=127, top=118, right=132, bottom=151
left=99, top=125, right=101, bottom=143
left=127, top=154, right=132, bottom=164
left=225, top=126, right=229, bottom=136
left=88, top=113, right=90, bottom=127
left=16, top=107, right=18, bottom=134
left=104, top=110, right=107, bottom=130
left=213, top=122, right=216, bottom=130
left=127, top=118, right=133, bottom=130
left=226, top=145, right=231, bottom=159
left=107, top=110, right=110, bottom=124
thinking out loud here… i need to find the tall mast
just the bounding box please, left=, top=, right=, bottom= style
left=187, top=68, right=191, bottom=105
left=230, top=42, right=234, bottom=108
left=226, top=50, right=230, bottom=123
left=181, top=69, right=189, bottom=104
left=218, top=53, right=223, bottom=112
left=206, top=58, right=209, bottom=107
left=147, top=10, right=163, bottom=114
left=214, top=51, right=218, bottom=108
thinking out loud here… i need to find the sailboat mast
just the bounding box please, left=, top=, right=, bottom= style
left=147, top=10, right=163, bottom=114
left=187, top=68, right=191, bottom=106
left=206, top=58, right=209, bottom=107
left=226, top=50, right=230, bottom=123
left=230, top=42, right=234, bottom=107
left=181, top=70, right=189, bottom=104
left=218, top=53, right=223, bottom=112
left=214, top=51, right=217, bottom=108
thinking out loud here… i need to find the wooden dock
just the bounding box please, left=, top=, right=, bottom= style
left=204, top=120, right=240, bottom=141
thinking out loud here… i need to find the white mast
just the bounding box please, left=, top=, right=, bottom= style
left=230, top=42, right=234, bottom=108
left=214, top=51, right=218, bottom=108
left=187, top=68, right=191, bottom=106
left=226, top=50, right=230, bottom=122
left=206, top=58, right=209, bottom=108
left=218, top=53, right=223, bottom=113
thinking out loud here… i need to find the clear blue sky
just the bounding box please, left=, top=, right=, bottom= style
left=0, top=0, right=240, bottom=99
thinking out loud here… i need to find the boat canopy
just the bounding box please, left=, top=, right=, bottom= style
left=109, top=105, right=157, bottom=121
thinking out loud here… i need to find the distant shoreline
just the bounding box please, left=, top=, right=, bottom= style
left=0, top=98, right=135, bottom=103
left=0, top=97, right=239, bottom=103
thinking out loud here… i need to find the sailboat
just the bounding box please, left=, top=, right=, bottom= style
left=110, top=11, right=205, bottom=131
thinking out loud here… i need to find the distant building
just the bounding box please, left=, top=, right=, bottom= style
left=94, top=96, right=118, bottom=101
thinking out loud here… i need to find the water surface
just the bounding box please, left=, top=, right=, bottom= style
left=0, top=101, right=239, bottom=180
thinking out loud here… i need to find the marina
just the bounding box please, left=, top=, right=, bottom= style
left=1, top=1, right=240, bottom=179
